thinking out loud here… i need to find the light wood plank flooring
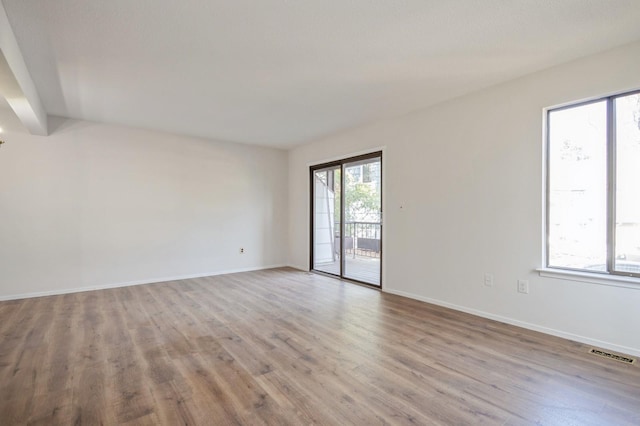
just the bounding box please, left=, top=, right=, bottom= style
left=1, top=268, right=639, bottom=425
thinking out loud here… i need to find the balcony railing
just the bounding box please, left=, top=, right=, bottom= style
left=335, top=221, right=381, bottom=258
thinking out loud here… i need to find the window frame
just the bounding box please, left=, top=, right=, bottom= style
left=545, top=89, right=640, bottom=280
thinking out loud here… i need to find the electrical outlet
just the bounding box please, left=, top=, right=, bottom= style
left=484, top=273, right=493, bottom=287
left=517, top=279, right=529, bottom=294
left=240, top=248, right=244, bottom=254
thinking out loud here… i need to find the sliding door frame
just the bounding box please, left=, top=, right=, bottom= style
left=309, top=151, right=383, bottom=288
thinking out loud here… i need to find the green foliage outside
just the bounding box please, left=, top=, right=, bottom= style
left=333, top=169, right=381, bottom=223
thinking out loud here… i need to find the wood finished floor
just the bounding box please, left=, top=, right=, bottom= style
left=1, top=268, right=639, bottom=425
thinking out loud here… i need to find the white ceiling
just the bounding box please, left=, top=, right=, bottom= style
left=3, top=0, right=640, bottom=148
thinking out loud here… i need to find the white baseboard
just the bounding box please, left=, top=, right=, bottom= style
left=0, top=264, right=287, bottom=302
left=383, top=287, right=640, bottom=358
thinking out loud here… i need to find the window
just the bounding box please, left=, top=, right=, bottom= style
left=347, top=165, right=362, bottom=183
left=546, top=90, right=640, bottom=278
left=362, top=162, right=381, bottom=184
left=363, top=164, right=371, bottom=183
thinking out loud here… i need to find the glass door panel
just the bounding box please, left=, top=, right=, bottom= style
left=312, top=166, right=341, bottom=276
left=343, top=156, right=382, bottom=286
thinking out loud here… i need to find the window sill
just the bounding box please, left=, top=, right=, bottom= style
left=537, top=268, right=640, bottom=290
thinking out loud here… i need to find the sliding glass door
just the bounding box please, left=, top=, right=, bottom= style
left=311, top=152, right=382, bottom=287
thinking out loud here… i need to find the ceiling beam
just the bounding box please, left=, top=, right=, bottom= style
left=0, top=2, right=47, bottom=136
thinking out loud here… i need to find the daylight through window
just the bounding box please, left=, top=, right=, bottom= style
left=547, top=90, right=640, bottom=278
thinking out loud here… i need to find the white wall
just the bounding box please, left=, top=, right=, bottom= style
left=288, top=41, right=640, bottom=356
left=0, top=114, right=288, bottom=299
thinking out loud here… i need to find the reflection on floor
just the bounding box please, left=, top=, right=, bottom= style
left=315, top=255, right=380, bottom=286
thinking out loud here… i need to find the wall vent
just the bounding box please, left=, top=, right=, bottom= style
left=589, top=348, right=636, bottom=365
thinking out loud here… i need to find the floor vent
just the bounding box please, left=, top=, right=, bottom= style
left=589, top=348, right=636, bottom=365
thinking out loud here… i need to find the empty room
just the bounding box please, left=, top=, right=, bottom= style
left=1, top=1, right=640, bottom=424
